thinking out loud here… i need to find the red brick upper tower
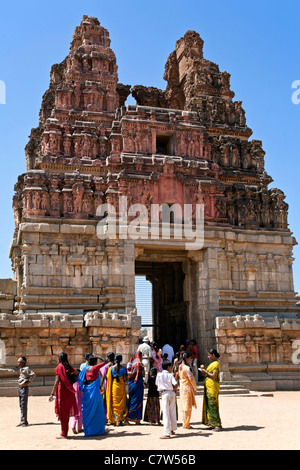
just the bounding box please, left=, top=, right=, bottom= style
left=17, top=22, right=288, bottom=233
left=25, top=16, right=130, bottom=172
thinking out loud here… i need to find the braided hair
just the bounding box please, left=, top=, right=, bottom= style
left=115, top=354, right=123, bottom=382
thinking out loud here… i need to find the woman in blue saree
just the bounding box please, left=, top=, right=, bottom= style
left=77, top=354, right=106, bottom=437
left=125, top=351, right=144, bottom=424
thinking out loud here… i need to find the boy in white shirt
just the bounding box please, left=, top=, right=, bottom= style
left=155, top=360, right=178, bottom=439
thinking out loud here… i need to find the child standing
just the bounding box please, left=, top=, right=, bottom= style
left=71, top=380, right=83, bottom=434
left=143, top=367, right=161, bottom=425
left=155, top=360, right=178, bottom=439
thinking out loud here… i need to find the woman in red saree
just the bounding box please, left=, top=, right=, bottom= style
left=49, top=353, right=79, bottom=439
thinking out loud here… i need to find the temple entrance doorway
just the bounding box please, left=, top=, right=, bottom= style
left=135, top=260, right=188, bottom=352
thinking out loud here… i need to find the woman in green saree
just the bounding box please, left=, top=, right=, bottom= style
left=199, top=349, right=222, bottom=431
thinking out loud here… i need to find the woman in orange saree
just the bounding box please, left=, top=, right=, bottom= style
left=177, top=352, right=197, bottom=429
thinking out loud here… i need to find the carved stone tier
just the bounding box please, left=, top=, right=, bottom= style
left=0, top=310, right=140, bottom=369
left=215, top=314, right=300, bottom=390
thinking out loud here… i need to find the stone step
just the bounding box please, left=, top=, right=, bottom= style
left=0, top=385, right=53, bottom=397
left=0, top=376, right=55, bottom=396
left=0, top=377, right=256, bottom=397
left=196, top=384, right=251, bottom=396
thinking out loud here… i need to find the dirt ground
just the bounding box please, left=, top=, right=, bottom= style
left=1, top=391, right=299, bottom=451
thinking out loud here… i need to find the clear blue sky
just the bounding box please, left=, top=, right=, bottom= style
left=0, top=0, right=299, bottom=295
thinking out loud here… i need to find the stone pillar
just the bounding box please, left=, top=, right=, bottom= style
left=187, top=246, right=220, bottom=364
left=123, top=240, right=136, bottom=314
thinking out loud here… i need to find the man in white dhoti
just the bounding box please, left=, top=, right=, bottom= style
left=155, top=360, right=178, bottom=439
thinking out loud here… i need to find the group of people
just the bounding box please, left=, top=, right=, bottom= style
left=16, top=339, right=223, bottom=440
left=137, top=337, right=199, bottom=383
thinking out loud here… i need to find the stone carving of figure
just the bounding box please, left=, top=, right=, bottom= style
left=122, top=132, right=133, bottom=153
left=214, top=198, right=226, bottom=219
left=227, top=202, right=237, bottom=225
left=49, top=133, right=61, bottom=155
left=234, top=101, right=246, bottom=127
left=63, top=136, right=72, bottom=156
left=42, top=134, right=51, bottom=155
left=91, top=137, right=99, bottom=158
left=74, top=136, right=83, bottom=157
left=188, top=138, right=195, bottom=158
left=50, top=192, right=60, bottom=212
left=82, top=194, right=92, bottom=213
left=24, top=191, right=32, bottom=211
left=112, top=136, right=121, bottom=153
left=41, top=193, right=49, bottom=211
left=99, top=137, right=108, bottom=157
left=73, top=184, right=84, bottom=213
left=246, top=199, right=257, bottom=220
left=82, top=134, right=91, bottom=157
left=32, top=191, right=41, bottom=210
left=63, top=192, right=73, bottom=214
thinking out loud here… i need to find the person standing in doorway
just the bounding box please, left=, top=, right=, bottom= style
left=137, top=336, right=153, bottom=384
left=16, top=356, right=36, bottom=427
left=185, top=340, right=193, bottom=355
left=162, top=343, right=175, bottom=363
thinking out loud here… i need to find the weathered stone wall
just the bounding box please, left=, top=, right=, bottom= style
left=0, top=310, right=140, bottom=369
left=214, top=313, right=300, bottom=390
left=10, top=221, right=136, bottom=315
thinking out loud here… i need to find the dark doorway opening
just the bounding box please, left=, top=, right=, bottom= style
left=135, top=260, right=187, bottom=351
left=156, top=134, right=173, bottom=155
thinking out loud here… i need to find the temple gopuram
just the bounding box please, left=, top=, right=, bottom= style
left=0, top=16, right=300, bottom=392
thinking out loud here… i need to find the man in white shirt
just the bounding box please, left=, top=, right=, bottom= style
left=162, top=343, right=174, bottom=362
left=137, top=336, right=152, bottom=384
left=155, top=360, right=178, bottom=439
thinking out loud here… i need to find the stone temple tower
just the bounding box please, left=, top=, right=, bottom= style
left=0, top=16, right=300, bottom=391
